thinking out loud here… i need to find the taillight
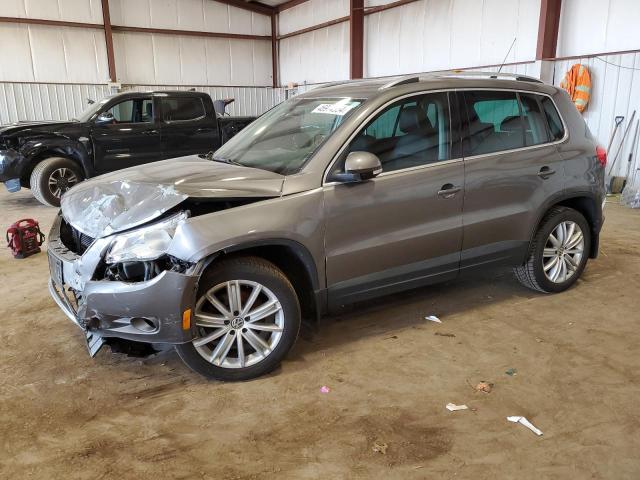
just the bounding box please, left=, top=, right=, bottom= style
left=596, top=146, right=607, bottom=167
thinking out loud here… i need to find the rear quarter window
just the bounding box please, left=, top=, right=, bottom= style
left=540, top=96, right=565, bottom=141
left=161, top=97, right=206, bottom=122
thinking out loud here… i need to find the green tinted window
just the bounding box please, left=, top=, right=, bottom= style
left=474, top=98, right=520, bottom=131
left=520, top=93, right=551, bottom=146
left=463, top=91, right=524, bottom=155
left=364, top=104, right=408, bottom=139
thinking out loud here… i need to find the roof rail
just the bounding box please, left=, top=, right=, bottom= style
left=435, top=71, right=543, bottom=83
left=379, top=75, right=420, bottom=90
left=312, top=78, right=374, bottom=90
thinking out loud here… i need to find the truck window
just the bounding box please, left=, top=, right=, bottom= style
left=107, top=98, right=153, bottom=124
left=161, top=97, right=206, bottom=122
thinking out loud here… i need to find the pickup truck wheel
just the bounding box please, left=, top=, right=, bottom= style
left=30, top=157, right=83, bottom=207
left=514, top=207, right=591, bottom=293
left=176, top=257, right=301, bottom=381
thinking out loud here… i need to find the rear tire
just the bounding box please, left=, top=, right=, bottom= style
left=30, top=157, right=83, bottom=207
left=176, top=257, right=301, bottom=381
left=514, top=207, right=591, bottom=293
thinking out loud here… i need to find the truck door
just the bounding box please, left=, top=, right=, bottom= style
left=91, top=96, right=161, bottom=174
left=158, top=95, right=220, bottom=158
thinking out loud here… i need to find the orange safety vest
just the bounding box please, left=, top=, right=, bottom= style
left=560, top=64, right=591, bottom=113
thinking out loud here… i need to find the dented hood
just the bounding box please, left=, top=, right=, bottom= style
left=61, top=155, right=285, bottom=238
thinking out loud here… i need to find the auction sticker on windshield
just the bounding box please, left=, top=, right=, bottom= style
left=312, top=102, right=359, bottom=116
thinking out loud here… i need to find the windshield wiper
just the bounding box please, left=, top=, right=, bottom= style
left=201, top=151, right=241, bottom=166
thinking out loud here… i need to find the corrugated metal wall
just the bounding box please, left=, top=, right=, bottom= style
left=121, top=84, right=286, bottom=116
left=109, top=0, right=273, bottom=86
left=0, top=82, right=285, bottom=124
left=365, top=0, right=540, bottom=78
left=554, top=53, right=640, bottom=178
left=0, top=0, right=274, bottom=87
left=278, top=0, right=541, bottom=86
left=278, top=0, right=350, bottom=85
left=0, top=82, right=111, bottom=124
left=557, top=0, right=640, bottom=58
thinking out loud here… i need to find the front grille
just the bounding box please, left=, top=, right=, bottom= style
left=60, top=219, right=95, bottom=255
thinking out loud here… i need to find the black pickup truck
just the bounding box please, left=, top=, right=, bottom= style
left=0, top=90, right=255, bottom=206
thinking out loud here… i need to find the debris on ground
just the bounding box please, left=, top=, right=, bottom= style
left=320, top=386, right=331, bottom=393
left=475, top=381, right=494, bottom=393
left=505, top=368, right=517, bottom=376
left=507, top=416, right=543, bottom=436
left=372, top=441, right=388, bottom=454
left=385, top=335, right=398, bottom=340
left=425, top=315, right=442, bottom=323
left=535, top=338, right=543, bottom=343
left=446, top=403, right=469, bottom=411
left=434, top=332, right=456, bottom=338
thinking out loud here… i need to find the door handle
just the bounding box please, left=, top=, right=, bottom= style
left=142, top=129, right=158, bottom=135
left=437, top=183, right=461, bottom=198
left=538, top=166, right=556, bottom=179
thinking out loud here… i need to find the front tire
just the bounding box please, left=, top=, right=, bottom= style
left=176, top=257, right=301, bottom=381
left=30, top=157, right=83, bottom=207
left=514, top=207, right=591, bottom=293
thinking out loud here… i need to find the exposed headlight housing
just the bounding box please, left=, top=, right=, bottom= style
left=105, top=211, right=188, bottom=264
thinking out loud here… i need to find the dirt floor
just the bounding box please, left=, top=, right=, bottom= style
left=1, top=188, right=639, bottom=480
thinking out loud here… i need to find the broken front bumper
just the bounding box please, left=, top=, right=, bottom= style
left=47, top=214, right=199, bottom=350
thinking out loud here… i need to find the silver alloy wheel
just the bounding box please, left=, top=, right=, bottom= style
left=542, top=220, right=585, bottom=283
left=192, top=280, right=284, bottom=368
left=48, top=167, right=78, bottom=198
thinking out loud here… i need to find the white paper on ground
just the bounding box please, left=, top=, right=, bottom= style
left=507, top=416, right=543, bottom=436
left=446, top=403, right=468, bottom=411
left=425, top=315, right=442, bottom=323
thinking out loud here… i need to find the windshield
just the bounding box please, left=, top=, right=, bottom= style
left=213, top=97, right=363, bottom=175
left=74, top=96, right=113, bottom=122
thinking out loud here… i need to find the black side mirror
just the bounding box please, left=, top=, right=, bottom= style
left=95, top=112, right=115, bottom=125
left=333, top=151, right=383, bottom=183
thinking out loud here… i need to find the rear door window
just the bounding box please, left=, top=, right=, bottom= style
left=520, top=93, right=552, bottom=146
left=462, top=91, right=524, bottom=156
left=161, top=97, right=206, bottom=122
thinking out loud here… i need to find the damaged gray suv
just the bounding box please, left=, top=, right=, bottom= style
left=48, top=73, right=606, bottom=380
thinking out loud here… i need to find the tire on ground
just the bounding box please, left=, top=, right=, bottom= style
left=176, top=256, right=301, bottom=381
left=30, top=157, right=83, bottom=207
left=514, top=206, right=591, bottom=293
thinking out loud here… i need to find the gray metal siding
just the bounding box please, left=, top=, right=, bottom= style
left=0, top=82, right=286, bottom=125
left=0, top=83, right=111, bottom=125
left=553, top=53, right=640, bottom=177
